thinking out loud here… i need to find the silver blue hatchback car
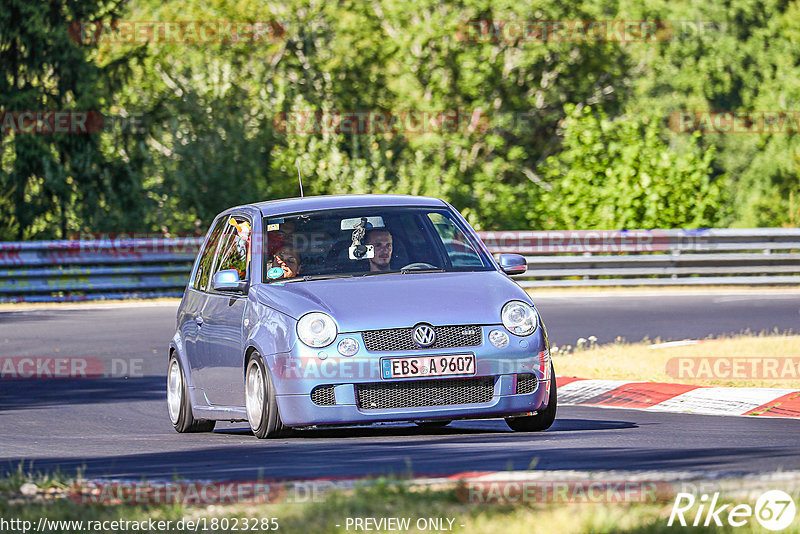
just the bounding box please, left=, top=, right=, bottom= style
left=167, top=195, right=556, bottom=438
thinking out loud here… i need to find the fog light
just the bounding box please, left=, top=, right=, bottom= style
left=489, top=329, right=509, bottom=348
left=337, top=338, right=359, bottom=357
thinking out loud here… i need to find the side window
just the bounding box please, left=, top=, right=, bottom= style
left=193, top=219, right=226, bottom=291
left=212, top=215, right=251, bottom=282
left=427, top=212, right=484, bottom=267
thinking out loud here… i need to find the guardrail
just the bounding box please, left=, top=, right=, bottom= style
left=0, top=238, right=202, bottom=303
left=477, top=228, right=800, bottom=288
left=0, top=229, right=798, bottom=302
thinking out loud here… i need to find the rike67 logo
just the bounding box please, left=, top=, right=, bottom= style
left=668, top=490, right=797, bottom=531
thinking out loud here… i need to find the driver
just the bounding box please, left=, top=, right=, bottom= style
left=364, top=229, right=393, bottom=272
left=273, top=246, right=301, bottom=278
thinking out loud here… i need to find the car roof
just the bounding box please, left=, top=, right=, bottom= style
left=249, top=194, right=448, bottom=217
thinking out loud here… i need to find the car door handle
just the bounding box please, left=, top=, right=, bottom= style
left=195, top=315, right=203, bottom=326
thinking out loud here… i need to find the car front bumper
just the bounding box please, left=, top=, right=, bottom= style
left=267, top=325, right=551, bottom=426
left=275, top=374, right=550, bottom=426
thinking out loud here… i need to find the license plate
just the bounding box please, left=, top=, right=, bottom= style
left=381, top=354, right=476, bottom=379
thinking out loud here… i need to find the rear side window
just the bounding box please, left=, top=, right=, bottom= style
left=192, top=219, right=226, bottom=291
left=212, top=216, right=252, bottom=282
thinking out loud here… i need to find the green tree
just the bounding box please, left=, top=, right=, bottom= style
left=0, top=0, right=148, bottom=240
left=619, top=0, right=800, bottom=227
left=538, top=105, right=725, bottom=229
left=6, top=0, right=795, bottom=238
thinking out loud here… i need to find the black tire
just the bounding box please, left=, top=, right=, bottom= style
left=245, top=353, right=286, bottom=439
left=415, top=420, right=452, bottom=429
left=505, top=362, right=557, bottom=432
left=167, top=354, right=216, bottom=433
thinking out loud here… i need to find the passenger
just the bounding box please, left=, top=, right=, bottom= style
left=273, top=246, right=301, bottom=278
left=364, top=229, right=393, bottom=272
left=267, top=220, right=297, bottom=257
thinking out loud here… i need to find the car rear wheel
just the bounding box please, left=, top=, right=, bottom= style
left=505, top=362, right=557, bottom=432
left=167, top=354, right=216, bottom=433
left=245, top=353, right=286, bottom=439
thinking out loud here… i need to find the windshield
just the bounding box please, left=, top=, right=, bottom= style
left=262, top=207, right=492, bottom=282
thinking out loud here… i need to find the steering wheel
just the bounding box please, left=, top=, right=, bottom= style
left=400, top=262, right=438, bottom=270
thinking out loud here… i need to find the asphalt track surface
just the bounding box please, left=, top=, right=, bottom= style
left=1, top=291, right=798, bottom=481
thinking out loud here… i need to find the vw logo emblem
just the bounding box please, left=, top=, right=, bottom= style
left=412, top=324, right=436, bottom=347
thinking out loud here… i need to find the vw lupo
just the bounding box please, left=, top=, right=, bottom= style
left=167, top=195, right=556, bottom=438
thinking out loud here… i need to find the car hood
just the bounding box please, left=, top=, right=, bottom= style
left=252, top=271, right=532, bottom=331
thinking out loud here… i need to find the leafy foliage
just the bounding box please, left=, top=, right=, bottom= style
left=0, top=0, right=146, bottom=239
left=1, top=0, right=798, bottom=239
left=539, top=105, right=725, bottom=229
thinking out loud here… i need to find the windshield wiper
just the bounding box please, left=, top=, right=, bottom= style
left=400, top=267, right=446, bottom=274
left=351, top=270, right=400, bottom=277
left=278, top=274, right=359, bottom=283
left=275, top=269, right=445, bottom=282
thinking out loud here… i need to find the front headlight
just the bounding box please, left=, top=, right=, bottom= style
left=297, top=312, right=338, bottom=348
left=501, top=301, right=538, bottom=336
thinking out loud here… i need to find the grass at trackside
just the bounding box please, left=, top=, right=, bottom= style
left=552, top=334, right=800, bottom=388
left=2, top=472, right=799, bottom=534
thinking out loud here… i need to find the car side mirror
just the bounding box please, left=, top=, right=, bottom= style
left=498, top=254, right=527, bottom=275
left=212, top=269, right=247, bottom=293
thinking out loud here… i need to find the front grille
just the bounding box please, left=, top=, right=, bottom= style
left=356, top=376, right=495, bottom=410
left=516, top=373, right=539, bottom=394
left=310, top=385, right=336, bottom=406
left=362, top=325, right=482, bottom=351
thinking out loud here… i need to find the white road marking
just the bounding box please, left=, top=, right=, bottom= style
left=558, top=379, right=630, bottom=405
left=647, top=387, right=797, bottom=416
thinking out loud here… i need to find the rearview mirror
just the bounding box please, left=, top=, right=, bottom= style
left=340, top=216, right=384, bottom=230
left=498, top=254, right=527, bottom=276
left=212, top=269, right=247, bottom=292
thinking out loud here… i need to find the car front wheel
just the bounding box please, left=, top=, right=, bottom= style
left=505, top=362, right=557, bottom=432
left=167, top=354, right=216, bottom=433
left=245, top=353, right=286, bottom=439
